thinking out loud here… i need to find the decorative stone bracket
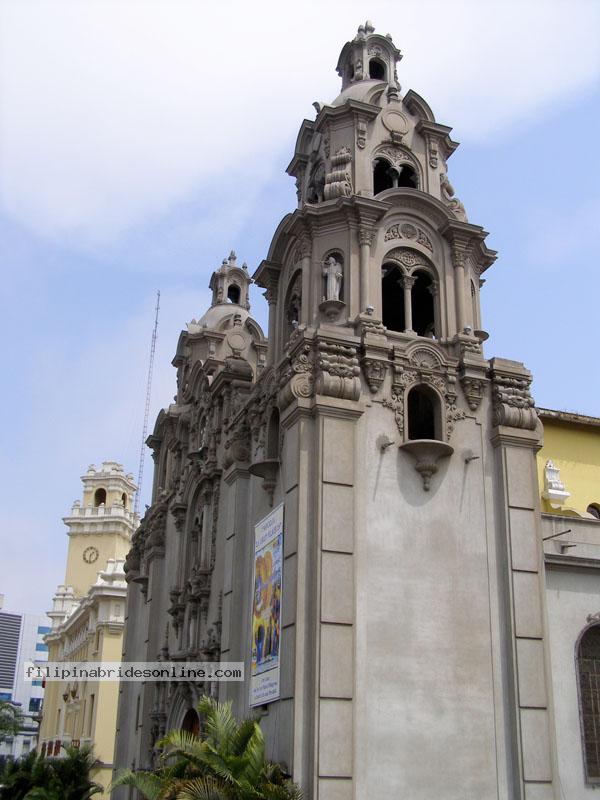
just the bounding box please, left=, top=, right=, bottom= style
left=249, top=458, right=279, bottom=507
left=399, top=439, right=454, bottom=491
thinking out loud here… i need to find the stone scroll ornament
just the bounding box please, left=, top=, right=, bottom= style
left=324, top=147, right=353, bottom=199
left=278, top=343, right=315, bottom=409
left=491, top=371, right=538, bottom=430
left=440, top=172, right=468, bottom=222
left=315, top=341, right=361, bottom=401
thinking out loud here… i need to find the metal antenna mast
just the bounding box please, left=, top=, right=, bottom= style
left=135, top=290, right=160, bottom=515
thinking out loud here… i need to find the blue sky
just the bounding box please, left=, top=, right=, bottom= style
left=1, top=0, right=599, bottom=614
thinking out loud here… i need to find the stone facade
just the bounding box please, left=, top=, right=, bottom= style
left=110, top=22, right=589, bottom=800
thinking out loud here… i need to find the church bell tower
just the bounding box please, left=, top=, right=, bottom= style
left=250, top=20, right=558, bottom=800
left=113, top=21, right=559, bottom=800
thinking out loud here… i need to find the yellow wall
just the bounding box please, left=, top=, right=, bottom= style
left=64, top=535, right=130, bottom=598
left=38, top=622, right=124, bottom=800
left=537, top=417, right=600, bottom=516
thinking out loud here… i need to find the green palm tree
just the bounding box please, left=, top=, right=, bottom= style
left=0, top=745, right=102, bottom=800
left=111, top=696, right=301, bottom=800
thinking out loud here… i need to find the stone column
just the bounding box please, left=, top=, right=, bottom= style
left=490, top=358, right=559, bottom=799
left=263, top=285, right=278, bottom=366
left=452, top=246, right=467, bottom=332
left=199, top=487, right=213, bottom=569
left=400, top=274, right=416, bottom=334
left=358, top=226, right=374, bottom=313
left=299, top=236, right=312, bottom=325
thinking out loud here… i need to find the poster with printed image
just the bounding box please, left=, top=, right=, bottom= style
left=250, top=503, right=283, bottom=706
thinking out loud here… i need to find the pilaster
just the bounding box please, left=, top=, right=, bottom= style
left=490, top=358, right=559, bottom=799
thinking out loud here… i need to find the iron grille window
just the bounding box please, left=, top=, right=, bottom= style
left=578, top=625, right=600, bottom=782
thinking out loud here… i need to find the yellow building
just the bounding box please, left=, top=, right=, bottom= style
left=537, top=408, right=600, bottom=519
left=38, top=462, right=137, bottom=798
left=536, top=410, right=600, bottom=795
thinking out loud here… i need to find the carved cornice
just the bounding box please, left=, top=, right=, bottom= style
left=489, top=358, right=538, bottom=431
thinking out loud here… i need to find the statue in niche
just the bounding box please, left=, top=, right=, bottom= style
left=307, top=162, right=325, bottom=204
left=322, top=255, right=343, bottom=302
left=286, top=273, right=302, bottom=329
left=440, top=172, right=468, bottom=222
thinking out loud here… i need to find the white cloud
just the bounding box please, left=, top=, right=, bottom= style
left=0, top=0, right=598, bottom=243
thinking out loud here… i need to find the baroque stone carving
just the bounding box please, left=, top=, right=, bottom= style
left=385, top=248, right=430, bottom=269
left=384, top=223, right=433, bottom=252
left=315, top=341, right=361, bottom=400
left=460, top=377, right=485, bottom=411
left=222, top=422, right=251, bottom=469
left=362, top=358, right=388, bottom=393
left=375, top=145, right=418, bottom=171
left=383, top=361, right=465, bottom=442
left=490, top=368, right=537, bottom=430
left=409, top=347, right=443, bottom=370
left=278, top=342, right=315, bottom=409
left=324, top=147, right=353, bottom=200
left=440, top=172, right=468, bottom=222
left=357, top=118, right=368, bottom=149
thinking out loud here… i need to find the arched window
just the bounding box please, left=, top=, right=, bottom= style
left=267, top=408, right=280, bottom=460
left=373, top=159, right=418, bottom=195
left=227, top=284, right=240, bottom=304
left=588, top=504, right=600, bottom=520
left=407, top=385, right=441, bottom=441
left=121, top=493, right=127, bottom=509
left=374, top=158, right=396, bottom=194
left=397, top=165, right=418, bottom=189
left=369, top=58, right=386, bottom=80
left=578, top=625, right=600, bottom=782
left=411, top=271, right=435, bottom=337
left=94, top=488, right=106, bottom=507
left=381, top=264, right=405, bottom=333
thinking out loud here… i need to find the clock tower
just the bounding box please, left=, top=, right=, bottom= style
left=60, top=461, right=138, bottom=600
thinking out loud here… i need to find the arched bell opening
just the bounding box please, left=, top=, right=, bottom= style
left=411, top=271, right=436, bottom=337
left=369, top=58, right=386, bottom=80
left=94, top=488, right=106, bottom=507
left=381, top=264, right=405, bottom=333
left=407, top=384, right=442, bottom=441
left=227, top=284, right=241, bottom=304
left=373, top=158, right=396, bottom=195
left=181, top=708, right=200, bottom=737
left=374, top=159, right=418, bottom=195
left=397, top=164, right=418, bottom=188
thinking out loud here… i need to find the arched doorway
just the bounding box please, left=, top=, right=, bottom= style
left=181, top=708, right=200, bottom=737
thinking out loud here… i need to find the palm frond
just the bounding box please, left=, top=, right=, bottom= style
left=175, top=775, right=231, bottom=800
left=109, top=769, right=169, bottom=800
left=197, top=697, right=237, bottom=753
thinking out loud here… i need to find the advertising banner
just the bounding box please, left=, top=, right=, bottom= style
left=250, top=503, right=283, bottom=706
